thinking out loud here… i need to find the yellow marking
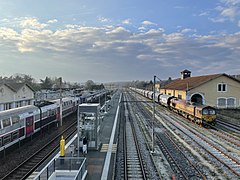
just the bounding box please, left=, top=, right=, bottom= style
left=25, top=172, right=39, bottom=180
left=100, top=144, right=117, bottom=153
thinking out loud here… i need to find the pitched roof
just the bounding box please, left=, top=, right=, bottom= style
left=0, top=83, right=35, bottom=92
left=161, top=73, right=224, bottom=91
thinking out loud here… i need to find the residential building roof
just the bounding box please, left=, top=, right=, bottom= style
left=161, top=73, right=240, bottom=91
left=0, top=83, right=35, bottom=92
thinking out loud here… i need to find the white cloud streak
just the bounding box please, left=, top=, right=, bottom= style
left=141, top=20, right=157, bottom=26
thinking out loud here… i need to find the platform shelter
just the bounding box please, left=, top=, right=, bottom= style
left=77, top=103, right=100, bottom=153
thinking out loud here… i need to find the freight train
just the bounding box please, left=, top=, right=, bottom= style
left=130, top=87, right=216, bottom=126
left=0, top=90, right=106, bottom=153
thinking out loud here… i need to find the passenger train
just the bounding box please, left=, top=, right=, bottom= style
left=0, top=90, right=106, bottom=153
left=130, top=87, right=216, bottom=126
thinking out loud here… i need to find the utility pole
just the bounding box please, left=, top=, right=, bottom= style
left=105, top=91, right=107, bottom=112
left=77, top=107, right=80, bottom=157
left=152, top=75, right=156, bottom=153
left=59, top=77, right=63, bottom=126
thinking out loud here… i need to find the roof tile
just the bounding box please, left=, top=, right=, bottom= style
left=161, top=74, right=223, bottom=90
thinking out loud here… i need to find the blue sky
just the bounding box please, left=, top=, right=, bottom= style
left=0, top=0, right=239, bottom=83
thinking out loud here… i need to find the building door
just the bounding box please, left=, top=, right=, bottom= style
left=26, top=116, right=34, bottom=136
left=191, top=94, right=203, bottom=105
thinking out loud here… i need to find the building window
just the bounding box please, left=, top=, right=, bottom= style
left=227, top=98, right=235, bottom=108
left=27, top=100, right=31, bottom=105
left=217, top=98, right=226, bottom=107
left=217, top=97, right=236, bottom=108
left=16, top=101, right=21, bottom=108
left=217, top=83, right=227, bottom=92
left=4, top=103, right=12, bottom=110
left=178, top=95, right=182, bottom=99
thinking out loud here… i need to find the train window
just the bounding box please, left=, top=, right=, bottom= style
left=12, top=116, right=20, bottom=125
left=42, top=112, right=48, bottom=118
left=19, top=119, right=24, bottom=126
left=2, top=118, right=11, bottom=128
left=208, top=109, right=216, bottom=115
left=202, top=109, right=208, bottom=115
left=48, top=110, right=55, bottom=116
left=12, top=131, right=19, bottom=141
left=3, top=134, right=11, bottom=145
left=0, top=137, right=2, bottom=147
left=35, top=114, right=40, bottom=121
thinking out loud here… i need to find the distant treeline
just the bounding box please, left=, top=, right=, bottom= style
left=0, top=74, right=105, bottom=91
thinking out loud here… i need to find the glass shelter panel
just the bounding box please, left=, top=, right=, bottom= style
left=81, top=112, right=96, bottom=143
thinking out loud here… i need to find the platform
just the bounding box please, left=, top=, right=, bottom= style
left=32, top=91, right=122, bottom=180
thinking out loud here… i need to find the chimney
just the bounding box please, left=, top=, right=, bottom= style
left=181, top=69, right=191, bottom=80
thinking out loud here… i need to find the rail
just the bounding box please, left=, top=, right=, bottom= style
left=2, top=122, right=77, bottom=180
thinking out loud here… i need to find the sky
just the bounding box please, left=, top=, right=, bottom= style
left=0, top=0, right=239, bottom=83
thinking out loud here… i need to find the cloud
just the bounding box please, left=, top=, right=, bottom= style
left=221, top=7, right=237, bottom=20
left=1, top=18, right=10, bottom=23
left=20, top=17, right=48, bottom=29
left=0, top=27, right=19, bottom=40
left=211, top=0, right=240, bottom=25
left=122, top=19, right=131, bottom=24
left=141, top=20, right=157, bottom=26
left=222, top=0, right=240, bottom=5
left=199, top=12, right=209, bottom=16
left=47, top=19, right=58, bottom=24
left=181, top=28, right=196, bottom=33
left=0, top=19, right=240, bottom=79
left=106, top=26, right=131, bottom=39
left=138, top=26, right=146, bottom=32
left=209, top=17, right=226, bottom=23
left=98, top=16, right=111, bottom=23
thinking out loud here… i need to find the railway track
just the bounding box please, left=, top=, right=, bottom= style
left=1, top=122, right=77, bottom=180
left=122, top=95, right=147, bottom=180
left=216, top=120, right=240, bottom=132
left=158, top=111, right=240, bottom=177
left=208, top=128, right=240, bottom=148
left=130, top=89, right=240, bottom=178
left=136, top=102, right=206, bottom=179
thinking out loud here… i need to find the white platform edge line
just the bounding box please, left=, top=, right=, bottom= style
left=101, top=93, right=122, bottom=180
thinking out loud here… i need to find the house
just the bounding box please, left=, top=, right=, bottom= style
left=155, top=77, right=172, bottom=92
left=0, top=83, right=35, bottom=111
left=160, top=70, right=240, bottom=108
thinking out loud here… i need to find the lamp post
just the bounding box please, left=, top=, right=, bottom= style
left=151, top=76, right=156, bottom=153
left=59, top=77, right=63, bottom=127
left=152, top=75, right=161, bottom=153
left=77, top=106, right=80, bottom=157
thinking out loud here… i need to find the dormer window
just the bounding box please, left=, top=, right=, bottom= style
left=217, top=83, right=227, bottom=92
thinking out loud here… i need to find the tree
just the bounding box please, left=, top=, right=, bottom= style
left=85, top=80, right=95, bottom=90
left=0, top=73, right=40, bottom=90
left=40, top=77, right=54, bottom=89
